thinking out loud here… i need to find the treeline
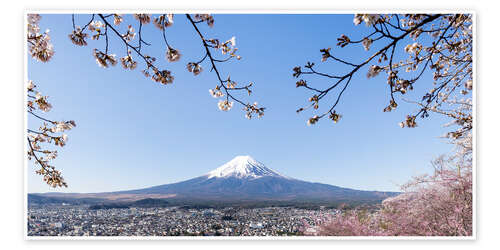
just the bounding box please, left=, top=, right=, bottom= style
left=89, top=198, right=171, bottom=210
left=30, top=194, right=384, bottom=210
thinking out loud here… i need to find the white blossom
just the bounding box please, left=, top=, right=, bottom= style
left=133, top=14, right=151, bottom=24
left=229, top=36, right=236, bottom=47
left=166, top=47, right=181, bottom=62
left=353, top=14, right=380, bottom=26
left=307, top=115, right=319, bottom=126
left=114, top=14, right=123, bottom=25
left=362, top=38, right=372, bottom=51
left=209, top=88, right=224, bottom=98
left=88, top=20, right=104, bottom=32
left=367, top=65, right=382, bottom=78
left=187, top=62, right=203, bottom=76
left=465, top=80, right=473, bottom=90
left=27, top=80, right=35, bottom=92
left=217, top=100, right=233, bottom=111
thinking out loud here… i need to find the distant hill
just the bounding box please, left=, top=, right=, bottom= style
left=28, top=194, right=106, bottom=205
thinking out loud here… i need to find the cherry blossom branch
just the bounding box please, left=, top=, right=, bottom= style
left=186, top=14, right=265, bottom=118
left=293, top=14, right=473, bottom=129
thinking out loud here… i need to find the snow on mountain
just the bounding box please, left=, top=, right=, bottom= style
left=206, top=155, right=290, bottom=180
left=34, top=155, right=399, bottom=203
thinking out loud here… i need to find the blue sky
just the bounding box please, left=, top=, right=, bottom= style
left=28, top=14, right=454, bottom=193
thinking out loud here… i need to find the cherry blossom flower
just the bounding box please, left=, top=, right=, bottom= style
left=366, top=65, right=382, bottom=78
left=209, top=87, right=224, bottom=98
left=186, top=62, right=203, bottom=76
left=193, top=14, right=214, bottom=27
left=68, top=27, right=88, bottom=46
left=88, top=20, right=104, bottom=32
left=27, top=14, right=54, bottom=62
left=353, top=14, right=381, bottom=26
left=362, top=38, right=372, bottom=51
left=465, top=80, right=473, bottom=90
left=34, top=92, right=52, bottom=112
left=217, top=100, right=233, bottom=111
left=404, top=42, right=422, bottom=54
left=28, top=26, right=54, bottom=62
left=151, top=69, right=174, bottom=85
left=122, top=25, right=136, bottom=41
left=93, top=49, right=117, bottom=68
left=244, top=102, right=265, bottom=119
left=307, top=115, right=319, bottom=126
left=153, top=14, right=174, bottom=30
left=120, top=52, right=138, bottom=70
left=133, top=14, right=151, bottom=24
left=27, top=80, right=35, bottom=92
left=165, top=47, right=181, bottom=62
left=113, top=14, right=123, bottom=26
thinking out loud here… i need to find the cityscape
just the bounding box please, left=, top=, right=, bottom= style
left=24, top=13, right=474, bottom=239
left=27, top=204, right=339, bottom=236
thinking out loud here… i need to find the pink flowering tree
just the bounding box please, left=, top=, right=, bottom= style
left=307, top=125, right=472, bottom=236
left=301, top=14, right=473, bottom=236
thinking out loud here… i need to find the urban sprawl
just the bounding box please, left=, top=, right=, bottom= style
left=28, top=205, right=339, bottom=236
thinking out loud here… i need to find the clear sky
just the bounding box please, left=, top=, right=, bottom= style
left=27, top=14, right=453, bottom=193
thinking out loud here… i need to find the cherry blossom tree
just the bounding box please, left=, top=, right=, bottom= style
left=305, top=98, right=472, bottom=236
left=27, top=14, right=74, bottom=187
left=27, top=13, right=266, bottom=188
left=28, top=12, right=473, bottom=212
left=300, top=13, right=473, bottom=237
left=68, top=13, right=264, bottom=118
left=306, top=123, right=472, bottom=236
left=293, top=14, right=472, bottom=135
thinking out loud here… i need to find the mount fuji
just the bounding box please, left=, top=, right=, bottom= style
left=32, top=155, right=398, bottom=204
left=112, top=155, right=397, bottom=202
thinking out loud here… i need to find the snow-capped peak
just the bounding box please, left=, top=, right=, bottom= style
left=206, top=155, right=289, bottom=179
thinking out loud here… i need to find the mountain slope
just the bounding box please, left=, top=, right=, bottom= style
left=117, top=156, right=397, bottom=202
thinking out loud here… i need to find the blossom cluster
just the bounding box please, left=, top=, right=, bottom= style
left=205, top=36, right=241, bottom=60
left=27, top=14, right=55, bottom=62
left=27, top=14, right=76, bottom=188
left=217, top=100, right=234, bottom=111
left=193, top=14, right=214, bottom=27
left=353, top=14, right=381, bottom=26
left=293, top=14, right=472, bottom=132
left=120, top=51, right=138, bottom=70
left=27, top=80, right=76, bottom=188
left=304, top=73, right=473, bottom=236
left=153, top=14, right=174, bottom=30
left=66, top=13, right=263, bottom=122
left=165, top=47, right=181, bottom=62
left=93, top=49, right=117, bottom=68
left=244, top=102, right=265, bottom=119
left=307, top=131, right=472, bottom=236
left=186, top=62, right=203, bottom=76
